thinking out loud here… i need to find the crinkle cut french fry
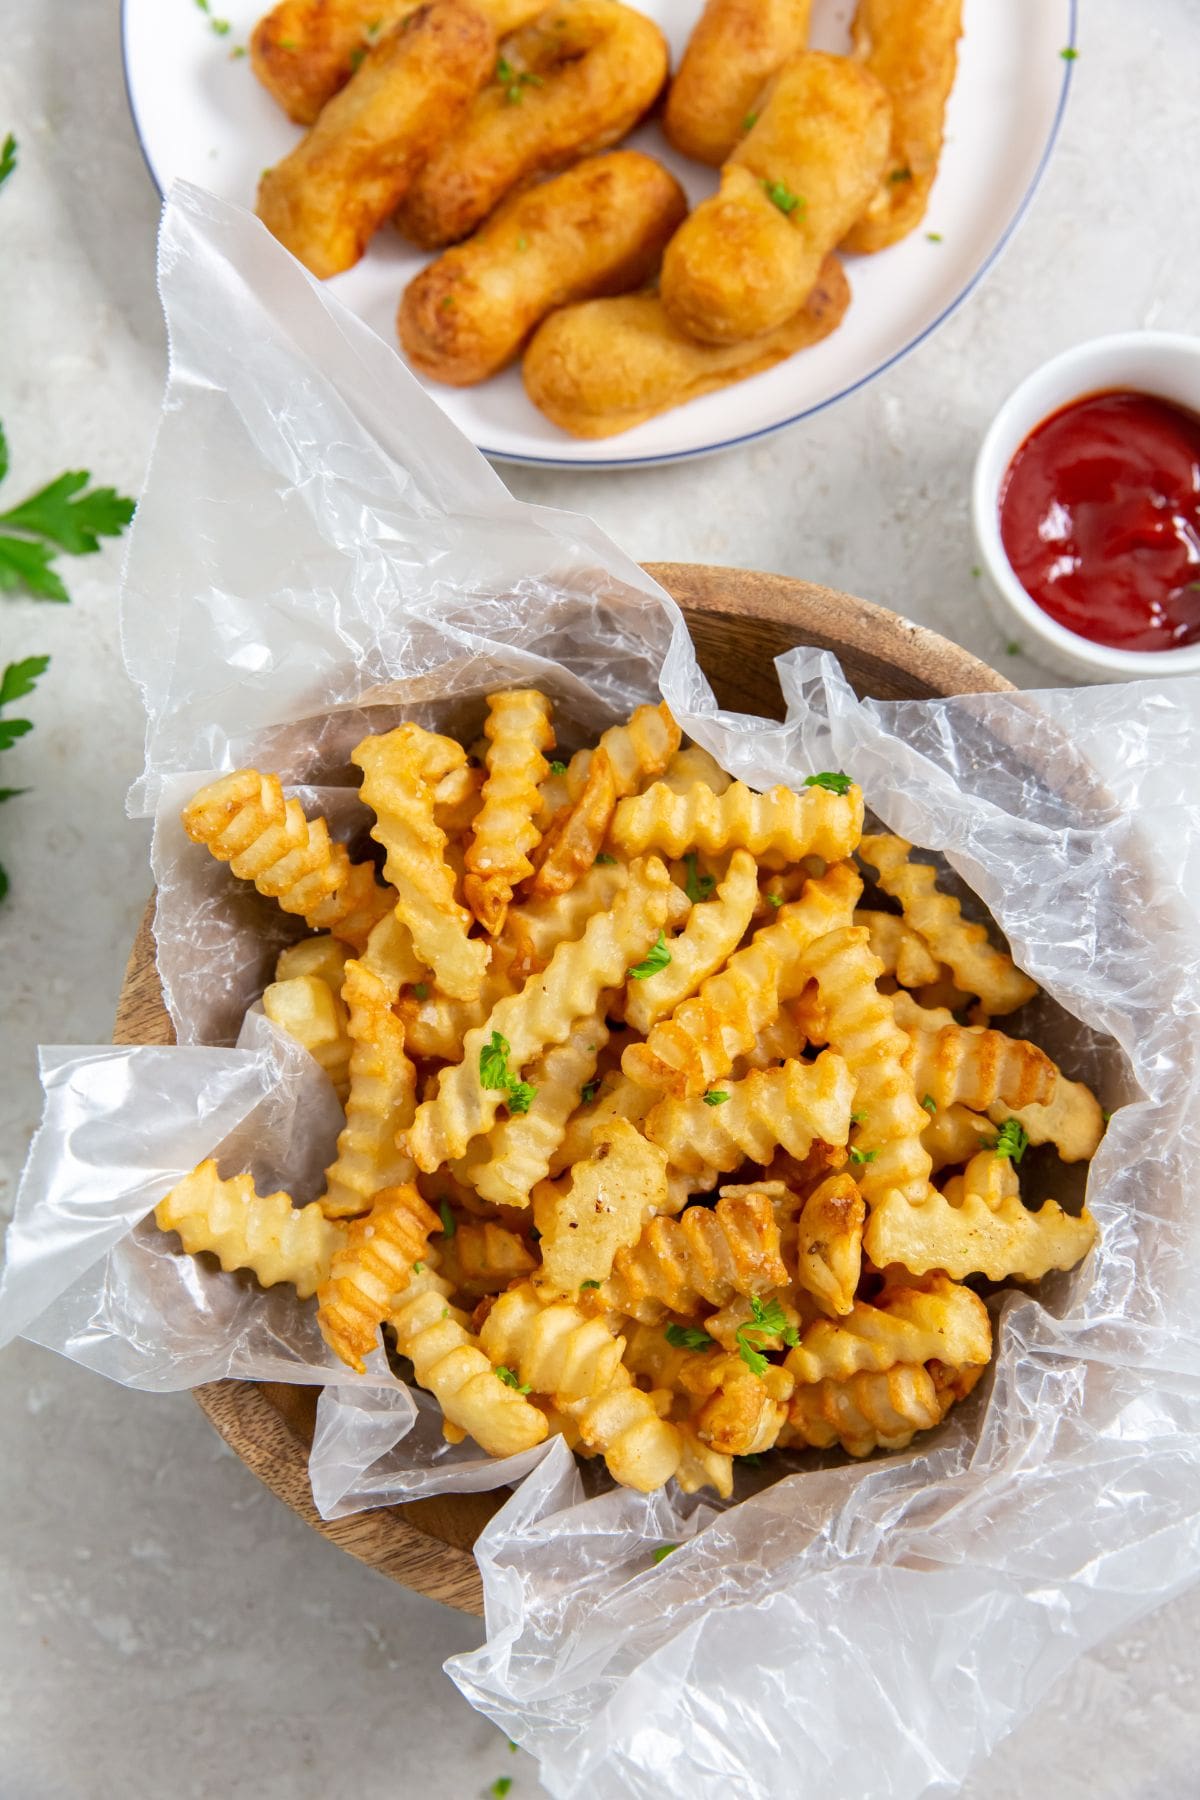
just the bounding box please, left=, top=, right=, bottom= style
left=274, top=933, right=350, bottom=989
left=466, top=1010, right=609, bottom=1206
left=433, top=761, right=485, bottom=838
left=941, top=1146, right=1019, bottom=1213
left=683, top=1351, right=793, bottom=1458
left=859, top=833, right=1036, bottom=1014
left=643, top=1050, right=853, bottom=1184
left=478, top=1282, right=625, bottom=1401
left=256, top=2, right=497, bottom=280
left=784, top=1272, right=991, bottom=1385
left=798, top=925, right=931, bottom=1203
left=622, top=861, right=862, bottom=1096
left=352, top=723, right=490, bottom=1001
left=611, top=777, right=864, bottom=865
left=564, top=702, right=681, bottom=804
left=550, top=1070, right=657, bottom=1174
left=675, top=1425, right=735, bottom=1499
left=502, top=860, right=628, bottom=976
left=533, top=1118, right=670, bottom=1294
left=783, top=1362, right=951, bottom=1457
left=530, top=748, right=618, bottom=898
left=793, top=1172, right=864, bottom=1316
left=854, top=908, right=940, bottom=989
left=986, top=1076, right=1106, bottom=1165
left=439, top=1220, right=538, bottom=1296
left=155, top=1160, right=342, bottom=1299
left=322, top=960, right=417, bottom=1218
left=573, top=1367, right=683, bottom=1491
left=922, top=1101, right=994, bottom=1172
left=891, top=990, right=1058, bottom=1116
left=405, top=854, right=674, bottom=1170
left=624, top=848, right=758, bottom=1035
left=864, top=1184, right=1099, bottom=1282
left=262, top=974, right=352, bottom=1101
left=317, top=1183, right=441, bottom=1372
left=605, top=1187, right=789, bottom=1321
left=180, top=769, right=393, bottom=952
left=659, top=744, right=732, bottom=797
left=464, top=689, right=555, bottom=935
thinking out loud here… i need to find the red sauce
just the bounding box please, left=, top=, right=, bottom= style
left=999, top=390, right=1200, bottom=651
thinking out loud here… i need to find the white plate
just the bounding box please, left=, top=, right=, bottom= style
left=122, top=0, right=1077, bottom=469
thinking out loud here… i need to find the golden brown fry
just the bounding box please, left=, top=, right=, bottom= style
left=463, top=689, right=555, bottom=935
left=251, top=0, right=545, bottom=125
left=399, top=153, right=686, bottom=386
left=686, top=1353, right=793, bottom=1457
left=262, top=973, right=353, bottom=1101
left=502, top=859, right=628, bottom=977
left=316, top=1182, right=440, bottom=1372
left=181, top=769, right=394, bottom=952
left=564, top=702, right=682, bottom=804
left=533, top=1117, right=670, bottom=1294
left=660, top=52, right=891, bottom=344
left=792, top=1172, right=864, bottom=1316
left=784, top=1273, right=991, bottom=1385
left=985, top=1076, right=1106, bottom=1165
left=257, top=1, right=495, bottom=279
left=523, top=257, right=851, bottom=438
left=439, top=1219, right=538, bottom=1296
left=605, top=1187, right=789, bottom=1322
left=864, top=1183, right=1099, bottom=1282
left=274, top=933, right=351, bottom=989
left=859, top=834, right=1036, bottom=1014
left=156, top=1160, right=344, bottom=1298
left=529, top=749, right=618, bottom=898
left=922, top=1101, right=994, bottom=1173
left=664, top=0, right=813, bottom=166
left=465, top=1009, right=609, bottom=1205
left=643, top=1050, right=854, bottom=1186
left=783, top=1362, right=953, bottom=1456
left=854, top=908, right=940, bottom=989
left=396, top=0, right=670, bottom=249
left=892, top=991, right=1057, bottom=1117
left=322, top=961, right=417, bottom=1218
left=842, top=0, right=963, bottom=253
left=612, top=777, right=863, bottom=865
left=624, top=849, right=758, bottom=1036
left=659, top=745, right=732, bottom=797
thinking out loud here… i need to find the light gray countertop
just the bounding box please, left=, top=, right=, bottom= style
left=2, top=3, right=1199, bottom=1795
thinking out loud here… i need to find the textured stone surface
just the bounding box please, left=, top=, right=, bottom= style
left=1, top=1, right=1198, bottom=1794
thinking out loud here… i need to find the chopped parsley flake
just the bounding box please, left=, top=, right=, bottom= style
left=926, top=231, right=944, bottom=243
left=703, top=1091, right=729, bottom=1107
left=991, top=1117, right=1029, bottom=1163
left=742, top=111, right=758, bottom=131
left=803, top=771, right=852, bottom=795
left=580, top=1279, right=601, bottom=1290
left=652, top=1543, right=678, bottom=1564
left=412, top=981, right=429, bottom=1000
left=921, top=1093, right=938, bottom=1114
left=580, top=1079, right=600, bottom=1105
left=595, top=852, right=617, bottom=865
left=848, top=1147, right=877, bottom=1165
left=548, top=758, right=567, bottom=775
left=683, top=851, right=715, bottom=903
left=480, top=1029, right=537, bottom=1114
left=889, top=166, right=913, bottom=183
left=496, top=1365, right=531, bottom=1394
left=665, top=1322, right=714, bottom=1350
left=628, top=931, right=671, bottom=980
left=438, top=1200, right=456, bottom=1238
left=761, top=178, right=803, bottom=216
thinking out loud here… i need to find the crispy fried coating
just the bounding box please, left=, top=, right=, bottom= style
left=156, top=1160, right=343, bottom=1299
left=605, top=1187, right=789, bottom=1321
left=784, top=1272, right=991, bottom=1385
left=321, top=959, right=418, bottom=1217
left=257, top=1, right=496, bottom=279
left=892, top=991, right=1058, bottom=1117
left=643, top=1050, right=854, bottom=1186
left=395, top=0, right=670, bottom=249
left=523, top=256, right=851, bottom=438
left=612, top=776, right=863, bottom=864
left=864, top=1182, right=1099, bottom=1282
left=463, top=688, right=555, bottom=933
left=660, top=52, right=891, bottom=344
left=533, top=1117, right=669, bottom=1293
left=317, top=1182, right=440, bottom=1371
left=841, top=0, right=963, bottom=253
left=399, top=152, right=686, bottom=386
left=664, top=0, right=813, bottom=167
left=262, top=973, right=353, bottom=1101
left=252, top=0, right=544, bottom=125
left=624, top=849, right=758, bottom=1036
left=792, top=1172, right=864, bottom=1316
left=783, top=1361, right=951, bottom=1456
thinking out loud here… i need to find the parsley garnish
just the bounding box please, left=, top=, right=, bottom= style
left=277, top=36, right=298, bottom=48
left=548, top=758, right=567, bottom=775
left=516, top=235, right=529, bottom=251
left=411, top=981, right=429, bottom=1000
left=652, top=1543, right=678, bottom=1564
left=1060, top=45, right=1078, bottom=60
left=703, top=1091, right=729, bottom=1107
left=0, top=134, right=16, bottom=191
left=848, top=1147, right=877, bottom=1165
left=971, top=564, right=982, bottom=578
left=595, top=852, right=617, bottom=865
left=496, top=56, right=543, bottom=101
left=889, top=166, right=913, bottom=183
left=766, top=892, right=783, bottom=908
left=580, top=1279, right=601, bottom=1290
left=0, top=655, right=49, bottom=901
left=490, top=1779, right=514, bottom=1799
left=921, top=1093, right=937, bottom=1114
left=0, top=428, right=135, bottom=601
left=438, top=1199, right=456, bottom=1238
left=580, top=1078, right=600, bottom=1104
left=1006, top=641, right=1023, bottom=657
left=349, top=45, right=366, bottom=68
left=737, top=1452, right=762, bottom=1467
left=742, top=111, right=758, bottom=132
left=628, top=931, right=671, bottom=980
left=736, top=1295, right=798, bottom=1377
left=210, top=16, right=232, bottom=34
left=664, top=1322, right=714, bottom=1350
left=991, top=1118, right=1029, bottom=1163
left=803, top=771, right=852, bottom=796
left=496, top=1365, right=531, bottom=1394
left=850, top=1109, right=868, bottom=1125
left=762, top=178, right=803, bottom=216
left=926, top=231, right=944, bottom=243
left=479, top=1029, right=538, bottom=1113
left=683, top=851, right=715, bottom=903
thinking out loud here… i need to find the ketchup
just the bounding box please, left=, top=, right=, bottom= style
left=998, top=390, right=1200, bottom=651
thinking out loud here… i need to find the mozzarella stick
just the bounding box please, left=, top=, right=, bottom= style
left=842, top=0, right=963, bottom=253
left=399, top=152, right=686, bottom=386
left=523, top=256, right=850, bottom=438
left=256, top=0, right=495, bottom=279
left=660, top=51, right=891, bottom=345
left=664, top=0, right=813, bottom=167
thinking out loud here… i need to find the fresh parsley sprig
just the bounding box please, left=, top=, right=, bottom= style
left=0, top=422, right=136, bottom=604
left=0, top=133, right=16, bottom=191
left=804, top=771, right=852, bottom=796
left=628, top=931, right=671, bottom=980
left=735, top=1294, right=798, bottom=1378
left=991, top=1117, right=1029, bottom=1163
left=496, top=1365, right=531, bottom=1394
left=664, top=1322, right=714, bottom=1351
left=0, top=655, right=49, bottom=900
left=479, top=1028, right=537, bottom=1114
left=761, top=178, right=803, bottom=216
left=683, top=851, right=715, bottom=903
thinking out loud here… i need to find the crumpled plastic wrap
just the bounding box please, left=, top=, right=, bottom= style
left=4, top=182, right=1200, bottom=1799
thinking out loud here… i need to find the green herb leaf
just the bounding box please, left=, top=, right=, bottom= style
left=496, top=1365, right=531, bottom=1393
left=971, top=564, right=982, bottom=578
left=411, top=981, right=429, bottom=1000
left=888, top=166, right=913, bottom=183
left=480, top=1029, right=513, bottom=1090
left=1006, top=641, right=1023, bottom=657
left=735, top=1293, right=791, bottom=1377
left=737, top=1452, right=762, bottom=1467
left=921, top=1093, right=937, bottom=1114
left=412, top=1259, right=425, bottom=1273
left=548, top=759, right=567, bottom=775
left=664, top=1322, right=714, bottom=1351
left=579, top=1079, right=600, bottom=1105
left=349, top=45, right=366, bottom=68
left=991, top=1117, right=1029, bottom=1164
left=230, top=43, right=247, bottom=57
left=652, top=1543, right=678, bottom=1564
left=926, top=231, right=944, bottom=243
left=0, top=862, right=7, bottom=901
left=438, top=1199, right=456, bottom=1238
left=1060, top=45, right=1078, bottom=60
left=595, top=851, right=617, bottom=865
left=850, top=1109, right=868, bottom=1125
left=0, top=134, right=16, bottom=192
left=628, top=930, right=671, bottom=980
left=516, top=235, right=529, bottom=251
left=0, top=470, right=136, bottom=555
left=683, top=851, right=715, bottom=903
left=490, top=1779, right=514, bottom=1799
left=761, top=178, right=803, bottom=216
left=0, top=717, right=33, bottom=753
left=0, top=536, right=69, bottom=602
left=848, top=1147, right=877, bottom=1165
left=211, top=16, right=232, bottom=34
left=703, top=1091, right=729, bottom=1107
left=766, top=892, right=783, bottom=908
left=741, top=111, right=758, bottom=132
left=0, top=654, right=50, bottom=706
left=0, top=786, right=29, bottom=804
left=580, top=1279, right=601, bottom=1291
left=803, top=771, right=852, bottom=796
left=506, top=1079, right=537, bottom=1115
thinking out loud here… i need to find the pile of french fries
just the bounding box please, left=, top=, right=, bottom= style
left=248, top=0, right=963, bottom=436
left=155, top=693, right=1103, bottom=1496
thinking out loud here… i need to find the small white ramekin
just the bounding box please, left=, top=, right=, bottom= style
left=972, top=332, right=1200, bottom=682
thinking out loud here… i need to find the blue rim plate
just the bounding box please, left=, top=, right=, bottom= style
left=121, top=0, right=1076, bottom=470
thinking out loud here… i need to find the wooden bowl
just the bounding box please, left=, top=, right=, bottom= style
left=113, top=563, right=1013, bottom=1615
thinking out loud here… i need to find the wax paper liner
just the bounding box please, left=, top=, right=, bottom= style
left=3, top=182, right=1200, bottom=1798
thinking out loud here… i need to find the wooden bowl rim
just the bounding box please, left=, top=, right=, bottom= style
left=114, top=563, right=1013, bottom=1614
